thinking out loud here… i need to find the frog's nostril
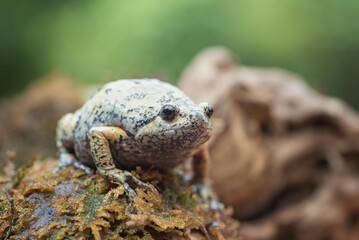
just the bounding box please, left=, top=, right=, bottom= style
left=195, top=112, right=207, bottom=126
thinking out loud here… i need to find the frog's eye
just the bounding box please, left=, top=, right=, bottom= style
left=205, top=105, right=214, bottom=118
left=199, top=102, right=214, bottom=118
left=160, top=105, right=178, bottom=121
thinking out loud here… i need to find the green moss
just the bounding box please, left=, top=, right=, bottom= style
left=81, top=193, right=104, bottom=224
left=15, top=208, right=28, bottom=219
left=13, top=158, right=36, bottom=187
left=0, top=202, right=6, bottom=216
left=48, top=229, right=67, bottom=240
left=164, top=188, right=196, bottom=209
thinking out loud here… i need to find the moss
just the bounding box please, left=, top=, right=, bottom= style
left=0, top=158, right=241, bottom=239
left=82, top=194, right=104, bottom=223
left=164, top=189, right=197, bottom=209
left=48, top=229, right=67, bottom=240
left=0, top=202, right=6, bottom=216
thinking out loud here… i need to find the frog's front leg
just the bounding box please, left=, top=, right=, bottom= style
left=192, top=146, right=210, bottom=183
left=192, top=146, right=216, bottom=201
left=88, top=126, right=153, bottom=198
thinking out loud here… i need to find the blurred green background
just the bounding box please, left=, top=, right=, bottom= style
left=1, top=0, right=359, bottom=108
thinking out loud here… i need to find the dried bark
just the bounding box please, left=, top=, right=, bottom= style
left=180, top=47, right=359, bottom=240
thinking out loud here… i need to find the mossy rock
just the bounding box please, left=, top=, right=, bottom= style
left=0, top=159, right=240, bottom=240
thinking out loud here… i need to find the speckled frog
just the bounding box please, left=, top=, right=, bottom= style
left=55, top=79, right=213, bottom=197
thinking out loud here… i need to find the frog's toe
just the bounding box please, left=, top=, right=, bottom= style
left=192, top=182, right=215, bottom=201
left=98, top=168, right=158, bottom=199
left=121, top=181, right=137, bottom=199
left=128, top=175, right=158, bottom=194
left=122, top=178, right=157, bottom=199
left=140, top=182, right=160, bottom=196
left=148, top=184, right=160, bottom=196
left=131, top=176, right=150, bottom=188
left=128, top=189, right=137, bottom=199
left=123, top=174, right=160, bottom=198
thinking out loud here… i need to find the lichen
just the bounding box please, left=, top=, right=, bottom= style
left=0, top=159, right=240, bottom=239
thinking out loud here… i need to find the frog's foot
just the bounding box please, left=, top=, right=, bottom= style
left=54, top=148, right=93, bottom=175
left=191, top=147, right=210, bottom=184
left=192, top=182, right=225, bottom=211
left=99, top=168, right=156, bottom=199
left=192, top=182, right=215, bottom=201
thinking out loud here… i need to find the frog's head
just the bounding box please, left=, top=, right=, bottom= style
left=135, top=102, right=213, bottom=151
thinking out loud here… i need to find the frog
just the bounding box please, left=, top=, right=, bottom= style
left=55, top=79, right=214, bottom=197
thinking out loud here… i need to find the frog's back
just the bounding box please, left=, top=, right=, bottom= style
left=73, top=79, right=193, bottom=166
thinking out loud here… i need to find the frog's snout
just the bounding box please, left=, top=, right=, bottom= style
left=194, top=112, right=209, bottom=128
left=189, top=109, right=213, bottom=131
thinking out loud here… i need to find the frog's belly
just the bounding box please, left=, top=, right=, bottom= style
left=74, top=136, right=194, bottom=170
left=110, top=145, right=193, bottom=170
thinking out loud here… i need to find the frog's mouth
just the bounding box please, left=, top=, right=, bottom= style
left=163, top=126, right=212, bottom=136
left=163, top=126, right=213, bottom=147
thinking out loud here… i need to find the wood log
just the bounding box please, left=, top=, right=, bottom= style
left=180, top=47, right=359, bottom=240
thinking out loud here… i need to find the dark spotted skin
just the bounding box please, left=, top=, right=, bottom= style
left=55, top=79, right=213, bottom=196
